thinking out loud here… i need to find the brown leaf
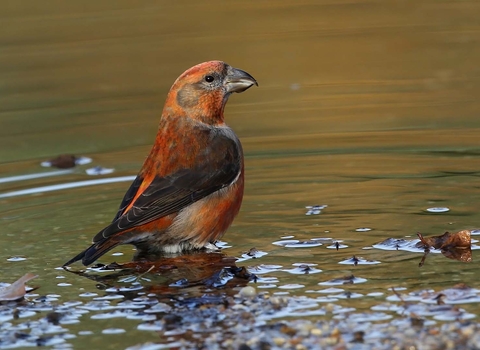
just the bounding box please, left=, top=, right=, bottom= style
left=0, top=273, right=38, bottom=301
left=416, top=230, right=472, bottom=265
left=46, top=154, right=78, bottom=168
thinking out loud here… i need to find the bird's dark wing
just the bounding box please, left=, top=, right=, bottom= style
left=112, top=175, right=144, bottom=222
left=93, top=134, right=241, bottom=242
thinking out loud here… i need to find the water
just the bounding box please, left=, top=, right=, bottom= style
left=1, top=0, right=480, bottom=348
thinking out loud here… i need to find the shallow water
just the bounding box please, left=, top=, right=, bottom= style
left=1, top=0, right=480, bottom=348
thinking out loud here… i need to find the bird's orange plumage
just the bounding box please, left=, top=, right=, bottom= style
left=64, top=61, right=257, bottom=266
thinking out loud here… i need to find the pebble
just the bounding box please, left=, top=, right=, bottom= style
left=238, top=286, right=256, bottom=298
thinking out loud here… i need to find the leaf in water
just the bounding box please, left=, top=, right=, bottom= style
left=42, top=154, right=77, bottom=168
left=416, top=230, right=472, bottom=267
left=0, top=273, right=38, bottom=301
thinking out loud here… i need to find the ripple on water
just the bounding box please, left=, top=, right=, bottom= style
left=338, top=256, right=381, bottom=265
left=6, top=256, right=27, bottom=262
left=143, top=303, right=172, bottom=314
left=91, top=310, right=137, bottom=319
left=305, top=205, right=328, bottom=215
left=311, top=287, right=345, bottom=294
left=272, top=240, right=323, bottom=248
left=355, top=228, right=372, bottom=232
left=94, top=294, right=125, bottom=301
left=102, top=328, right=126, bottom=334
left=247, top=264, right=283, bottom=274
left=278, top=284, right=305, bottom=290
left=116, top=301, right=147, bottom=310
left=332, top=292, right=364, bottom=299
left=425, top=207, right=450, bottom=213
left=254, top=276, right=280, bottom=284
left=236, top=249, right=268, bottom=262
left=334, top=312, right=392, bottom=322
left=86, top=166, right=115, bottom=176
left=104, top=284, right=143, bottom=292
left=282, top=263, right=322, bottom=275
left=326, top=242, right=349, bottom=249
left=319, top=275, right=367, bottom=286
left=78, top=301, right=116, bottom=311
left=137, top=322, right=164, bottom=331
left=372, top=237, right=430, bottom=253
left=394, top=302, right=475, bottom=321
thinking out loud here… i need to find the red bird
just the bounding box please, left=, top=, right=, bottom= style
left=64, top=61, right=257, bottom=266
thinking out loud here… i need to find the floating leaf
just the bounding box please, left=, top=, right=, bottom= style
left=416, top=230, right=471, bottom=266
left=0, top=273, right=38, bottom=301
left=41, top=155, right=92, bottom=168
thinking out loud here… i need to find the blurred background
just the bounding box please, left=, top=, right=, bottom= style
left=0, top=0, right=480, bottom=347
left=2, top=0, right=479, bottom=162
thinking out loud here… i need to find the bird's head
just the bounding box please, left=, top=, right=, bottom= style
left=164, top=61, right=257, bottom=125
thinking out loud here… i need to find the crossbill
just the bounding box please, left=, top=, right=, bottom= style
left=64, top=61, right=257, bottom=266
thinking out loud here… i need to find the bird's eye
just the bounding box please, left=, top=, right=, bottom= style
left=205, top=75, right=215, bottom=83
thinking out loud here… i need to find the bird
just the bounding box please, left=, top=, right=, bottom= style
left=63, top=61, right=257, bottom=266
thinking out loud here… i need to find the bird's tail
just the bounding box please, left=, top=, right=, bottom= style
left=63, top=239, right=121, bottom=267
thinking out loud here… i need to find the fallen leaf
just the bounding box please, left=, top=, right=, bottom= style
left=45, top=154, right=77, bottom=168
left=0, top=273, right=38, bottom=301
left=416, top=230, right=472, bottom=266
